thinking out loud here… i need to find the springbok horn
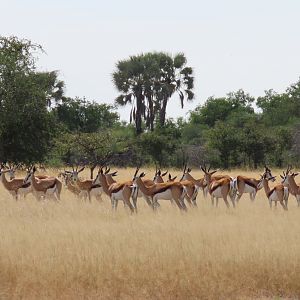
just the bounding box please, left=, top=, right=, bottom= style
left=133, top=167, right=140, bottom=178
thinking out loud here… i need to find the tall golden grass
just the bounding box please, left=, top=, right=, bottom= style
left=0, top=168, right=300, bottom=299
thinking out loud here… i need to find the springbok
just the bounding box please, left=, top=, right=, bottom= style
left=58, top=171, right=81, bottom=196
left=0, top=164, right=32, bottom=200
left=235, top=166, right=274, bottom=203
left=132, top=168, right=187, bottom=211
left=68, top=166, right=103, bottom=202
left=258, top=173, right=288, bottom=210
left=180, top=165, right=207, bottom=199
left=24, top=166, right=62, bottom=201
left=167, top=172, right=198, bottom=207
left=93, top=167, right=134, bottom=213
left=281, top=166, right=300, bottom=206
left=201, top=166, right=235, bottom=208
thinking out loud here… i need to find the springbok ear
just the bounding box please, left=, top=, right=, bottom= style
left=78, top=167, right=85, bottom=173
left=169, top=173, right=171, bottom=180
left=32, top=166, right=37, bottom=173
left=211, top=170, right=217, bottom=175
left=162, top=170, right=168, bottom=177
left=187, top=168, right=192, bottom=173
left=172, top=176, right=177, bottom=181
left=112, top=171, right=118, bottom=177
left=140, top=172, right=146, bottom=178
left=293, top=173, right=299, bottom=177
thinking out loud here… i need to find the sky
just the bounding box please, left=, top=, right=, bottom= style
left=1, top=0, right=300, bottom=121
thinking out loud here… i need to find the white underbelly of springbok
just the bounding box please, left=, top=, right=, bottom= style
left=46, top=185, right=57, bottom=195
left=153, top=189, right=173, bottom=201
left=112, top=189, right=124, bottom=201
left=243, top=184, right=256, bottom=194
left=211, top=187, right=223, bottom=198
left=18, top=186, right=32, bottom=196
left=269, top=190, right=280, bottom=202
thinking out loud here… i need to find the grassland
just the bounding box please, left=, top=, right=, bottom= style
left=0, top=168, right=300, bottom=299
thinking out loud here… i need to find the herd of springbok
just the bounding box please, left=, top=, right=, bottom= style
left=0, top=163, right=299, bottom=212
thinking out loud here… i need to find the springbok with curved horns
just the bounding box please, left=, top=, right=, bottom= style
left=281, top=165, right=300, bottom=206
left=201, top=165, right=235, bottom=208
left=234, top=166, right=274, bottom=203
left=258, top=173, right=288, bottom=210
left=0, top=164, right=32, bottom=200
left=132, top=168, right=187, bottom=211
left=68, top=166, right=103, bottom=202
left=23, top=166, right=62, bottom=201
left=93, top=167, right=134, bottom=213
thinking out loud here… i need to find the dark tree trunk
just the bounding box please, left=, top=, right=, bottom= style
left=90, top=164, right=97, bottom=179
left=135, top=91, right=143, bottom=135
left=159, top=97, right=168, bottom=127
left=148, top=95, right=154, bottom=131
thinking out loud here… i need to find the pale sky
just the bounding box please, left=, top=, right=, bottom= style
left=1, top=0, right=300, bottom=121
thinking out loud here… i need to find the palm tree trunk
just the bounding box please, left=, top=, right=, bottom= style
left=159, top=97, right=168, bottom=127
left=135, top=92, right=143, bottom=135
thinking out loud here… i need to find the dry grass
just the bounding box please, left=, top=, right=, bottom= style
left=0, top=168, right=300, bottom=299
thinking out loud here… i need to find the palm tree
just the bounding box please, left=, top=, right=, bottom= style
left=112, top=55, right=147, bottom=134
left=155, top=53, right=194, bottom=127
left=112, top=52, right=194, bottom=133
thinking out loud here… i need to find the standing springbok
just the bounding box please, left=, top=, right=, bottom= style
left=167, top=172, right=198, bottom=207
left=68, top=166, right=103, bottom=202
left=258, top=173, right=289, bottom=210
left=0, top=164, right=32, bottom=200
left=281, top=166, right=300, bottom=206
left=201, top=166, right=235, bottom=208
left=93, top=167, right=134, bottom=213
left=24, top=166, right=62, bottom=201
left=235, top=166, right=274, bottom=203
left=58, top=171, right=81, bottom=197
left=180, top=165, right=207, bottom=199
left=132, top=168, right=187, bottom=211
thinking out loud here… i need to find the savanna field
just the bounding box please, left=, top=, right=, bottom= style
left=1, top=168, right=300, bottom=300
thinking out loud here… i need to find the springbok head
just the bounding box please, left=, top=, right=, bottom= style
left=257, top=173, right=277, bottom=189
left=179, top=164, right=192, bottom=181
left=280, top=165, right=298, bottom=186
left=201, top=164, right=218, bottom=185
left=167, top=173, right=177, bottom=182
left=153, top=167, right=168, bottom=183
left=132, top=167, right=145, bottom=185
left=263, top=165, right=274, bottom=181
left=70, top=166, right=85, bottom=182
left=24, top=165, right=36, bottom=184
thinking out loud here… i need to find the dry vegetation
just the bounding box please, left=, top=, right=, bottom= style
left=0, top=168, right=300, bottom=299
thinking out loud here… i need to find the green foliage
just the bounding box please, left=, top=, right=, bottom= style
left=54, top=97, right=119, bottom=133
left=1, top=35, right=299, bottom=169
left=0, top=36, right=62, bottom=163
left=113, top=52, right=194, bottom=133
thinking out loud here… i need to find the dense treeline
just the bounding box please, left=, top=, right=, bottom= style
left=0, top=36, right=299, bottom=172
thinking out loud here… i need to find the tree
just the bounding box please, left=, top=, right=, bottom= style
left=113, top=55, right=146, bottom=134
left=52, top=131, right=116, bottom=178
left=0, top=36, right=63, bottom=163
left=54, top=97, right=119, bottom=133
left=190, top=90, right=254, bottom=128
left=112, top=52, right=194, bottom=134
left=154, top=52, right=194, bottom=127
